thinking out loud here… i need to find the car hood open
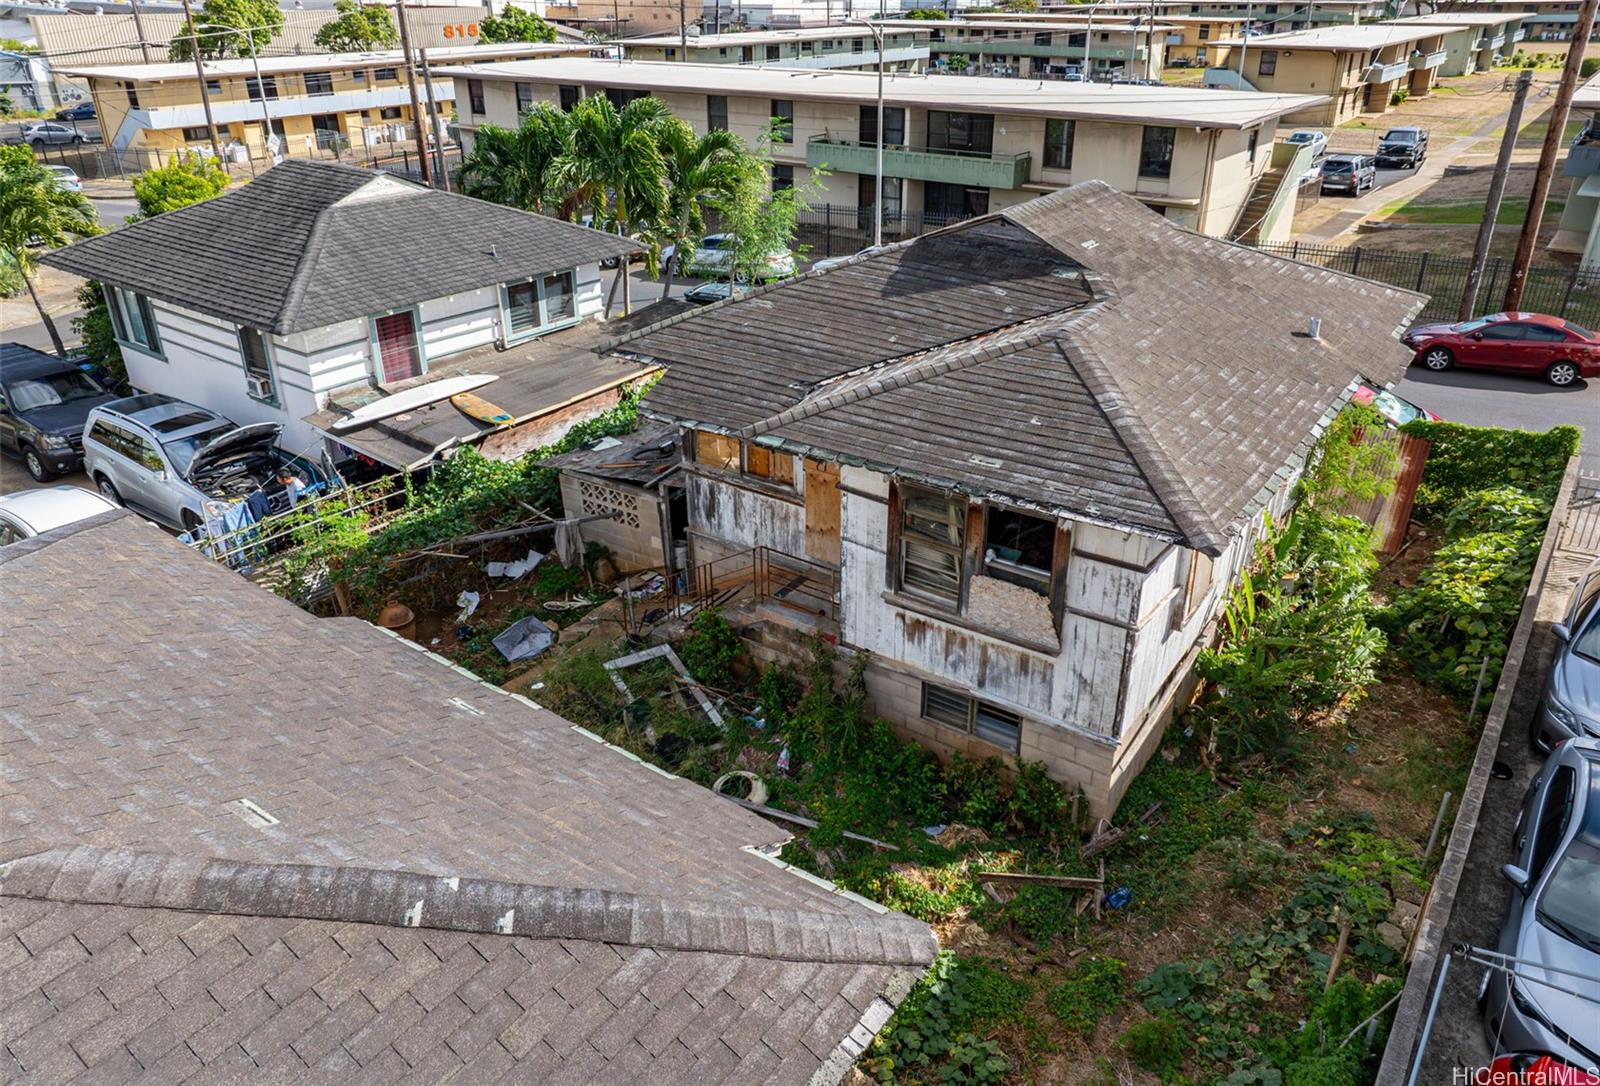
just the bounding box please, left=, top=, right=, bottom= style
left=186, top=422, right=282, bottom=482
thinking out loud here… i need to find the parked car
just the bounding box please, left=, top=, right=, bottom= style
left=1402, top=312, right=1600, bottom=387
left=1284, top=129, right=1328, bottom=158
left=1350, top=381, right=1440, bottom=426
left=1481, top=736, right=1600, bottom=1071
left=687, top=233, right=796, bottom=280
left=685, top=280, right=752, bottom=305
left=0, top=486, right=119, bottom=546
left=1375, top=126, right=1429, bottom=168
left=1320, top=154, right=1376, bottom=195
left=22, top=121, right=88, bottom=148
left=54, top=101, right=95, bottom=122
left=1533, top=555, right=1600, bottom=750
left=1488, top=1054, right=1600, bottom=1085
left=82, top=395, right=326, bottom=533
left=44, top=164, right=82, bottom=192
left=0, top=343, right=119, bottom=481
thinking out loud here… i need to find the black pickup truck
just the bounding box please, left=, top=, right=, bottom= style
left=1375, top=126, right=1429, bottom=169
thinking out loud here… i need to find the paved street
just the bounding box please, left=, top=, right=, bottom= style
left=1396, top=367, right=1600, bottom=475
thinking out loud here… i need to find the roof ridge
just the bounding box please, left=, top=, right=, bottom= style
left=0, top=846, right=938, bottom=967
left=273, top=173, right=381, bottom=334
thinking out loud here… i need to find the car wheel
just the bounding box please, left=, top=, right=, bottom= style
left=96, top=476, right=123, bottom=506
left=30, top=139, right=44, bottom=149
left=1420, top=346, right=1454, bottom=371
left=21, top=446, right=54, bottom=482
left=1545, top=360, right=1580, bottom=386
left=180, top=509, right=204, bottom=535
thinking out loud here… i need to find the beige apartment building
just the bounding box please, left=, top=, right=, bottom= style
left=442, top=57, right=1323, bottom=239
left=620, top=25, right=931, bottom=70
left=1206, top=23, right=1455, bottom=125
left=1387, top=12, right=1528, bottom=74
left=950, top=10, right=1245, bottom=69
left=58, top=44, right=584, bottom=165
left=923, top=18, right=1170, bottom=79
left=1043, top=0, right=1390, bottom=34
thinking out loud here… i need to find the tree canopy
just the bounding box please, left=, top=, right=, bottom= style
left=313, top=0, right=398, bottom=53
left=0, top=146, right=100, bottom=355
left=168, top=0, right=284, bottom=60
left=130, top=152, right=229, bottom=219
left=477, top=5, right=557, bottom=44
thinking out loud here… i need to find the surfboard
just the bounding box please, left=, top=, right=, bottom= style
left=451, top=391, right=515, bottom=427
left=331, top=374, right=500, bottom=432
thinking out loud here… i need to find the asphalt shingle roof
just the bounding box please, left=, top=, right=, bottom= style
left=39, top=160, right=640, bottom=335
left=620, top=182, right=1427, bottom=554
left=0, top=513, right=933, bottom=1084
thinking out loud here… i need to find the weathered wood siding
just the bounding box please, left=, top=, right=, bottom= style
left=685, top=469, right=807, bottom=559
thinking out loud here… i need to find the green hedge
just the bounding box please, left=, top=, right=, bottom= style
left=1398, top=420, right=1579, bottom=515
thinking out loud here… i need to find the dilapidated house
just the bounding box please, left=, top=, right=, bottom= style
left=608, top=181, right=1425, bottom=818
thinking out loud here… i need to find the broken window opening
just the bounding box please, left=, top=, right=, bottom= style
left=691, top=430, right=796, bottom=488
left=983, top=507, right=1054, bottom=596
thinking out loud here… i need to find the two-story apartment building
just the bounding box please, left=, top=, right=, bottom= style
left=57, top=43, right=586, bottom=165
left=1386, top=12, right=1528, bottom=74
left=41, top=160, right=650, bottom=473
left=942, top=10, right=1245, bottom=70
left=1397, top=0, right=1599, bottom=42
left=599, top=181, right=1423, bottom=817
left=924, top=18, right=1169, bottom=79
left=1046, top=0, right=1390, bottom=35
left=621, top=25, right=931, bottom=70
left=444, top=57, right=1324, bottom=237
left=1550, top=71, right=1600, bottom=265
left=1206, top=24, right=1454, bottom=124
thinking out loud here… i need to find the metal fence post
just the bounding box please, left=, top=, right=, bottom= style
left=1561, top=263, right=1580, bottom=315
left=1485, top=257, right=1504, bottom=305
left=1292, top=240, right=1300, bottom=260
left=1350, top=246, right=1363, bottom=278
left=1415, top=251, right=1429, bottom=292
left=825, top=212, right=834, bottom=257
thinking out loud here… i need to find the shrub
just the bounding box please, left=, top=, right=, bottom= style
left=944, top=753, right=1008, bottom=831
left=1398, top=421, right=1579, bottom=514
left=1047, top=957, right=1126, bottom=1037
left=864, top=952, right=1014, bottom=1086
left=1009, top=760, right=1071, bottom=837
left=1389, top=88, right=1409, bottom=107
left=679, top=608, right=742, bottom=688
left=1583, top=57, right=1600, bottom=78
left=1121, top=1015, right=1189, bottom=1081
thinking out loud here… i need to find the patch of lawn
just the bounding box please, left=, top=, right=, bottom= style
left=1378, top=195, right=1565, bottom=225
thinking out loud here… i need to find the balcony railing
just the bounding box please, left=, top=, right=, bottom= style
left=1361, top=58, right=1410, bottom=83
left=806, top=136, right=1033, bottom=190
left=1564, top=135, right=1600, bottom=177
left=933, top=39, right=1146, bottom=60
left=1409, top=48, right=1448, bottom=70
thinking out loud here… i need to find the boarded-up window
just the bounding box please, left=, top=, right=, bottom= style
left=899, top=487, right=965, bottom=605
left=694, top=431, right=740, bottom=471
left=920, top=682, right=1022, bottom=754
left=745, top=443, right=795, bottom=485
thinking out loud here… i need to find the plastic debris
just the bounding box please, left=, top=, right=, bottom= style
left=776, top=746, right=791, bottom=775
left=492, top=616, right=555, bottom=662
left=744, top=713, right=766, bottom=731
left=591, top=436, right=622, bottom=451
left=922, top=824, right=948, bottom=837
left=1105, top=886, right=1132, bottom=910
left=456, top=590, right=480, bottom=621
left=487, top=549, right=544, bottom=579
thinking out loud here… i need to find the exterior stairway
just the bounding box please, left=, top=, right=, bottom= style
left=1232, top=163, right=1292, bottom=244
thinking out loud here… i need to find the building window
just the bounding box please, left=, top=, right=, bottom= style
left=467, top=78, right=486, bottom=115
left=352, top=68, right=367, bottom=84
left=246, top=75, right=278, bottom=101
left=859, top=104, right=905, bottom=146
left=1198, top=23, right=1211, bottom=38
left=1034, top=31, right=1052, bottom=45
left=372, top=309, right=423, bottom=383
left=772, top=163, right=793, bottom=191
left=1247, top=127, right=1259, bottom=164
left=853, top=36, right=865, bottom=52
left=1043, top=118, right=1074, bottom=170
left=982, top=507, right=1054, bottom=596
left=380, top=106, right=403, bottom=120
left=898, top=485, right=965, bottom=605
left=181, top=125, right=211, bottom=142
left=1139, top=125, right=1175, bottom=178
left=559, top=84, right=579, bottom=111
left=927, top=110, right=994, bottom=154
left=515, top=82, right=534, bottom=113
left=104, top=286, right=162, bottom=356
left=693, top=431, right=740, bottom=471
left=304, top=71, right=334, bottom=96
left=691, top=431, right=796, bottom=486
left=238, top=327, right=276, bottom=403
left=1257, top=48, right=1278, bottom=74
left=771, top=99, right=794, bottom=142
left=205, top=78, right=222, bottom=95
left=124, top=81, right=140, bottom=108
left=374, top=67, right=398, bottom=81
left=920, top=682, right=1023, bottom=753
left=743, top=443, right=795, bottom=485
left=766, top=44, right=781, bottom=60
left=501, top=269, right=578, bottom=342
left=707, top=94, right=728, bottom=132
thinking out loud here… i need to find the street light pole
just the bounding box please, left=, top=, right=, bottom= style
left=854, top=19, right=885, bottom=248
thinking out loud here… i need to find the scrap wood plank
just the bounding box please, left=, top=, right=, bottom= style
left=1079, top=802, right=1162, bottom=860
left=726, top=797, right=898, bottom=851
left=976, top=871, right=1104, bottom=891
left=603, top=644, right=725, bottom=726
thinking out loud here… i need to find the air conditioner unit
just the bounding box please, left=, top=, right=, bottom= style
left=245, top=375, right=273, bottom=399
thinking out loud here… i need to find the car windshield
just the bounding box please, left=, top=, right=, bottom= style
left=5, top=369, right=105, bottom=411
left=160, top=423, right=234, bottom=476
left=1324, top=160, right=1352, bottom=173
left=1572, top=603, right=1600, bottom=664
left=1538, top=839, right=1600, bottom=952
left=1454, top=314, right=1504, bottom=332
left=1288, top=132, right=1314, bottom=142
left=1369, top=388, right=1424, bottom=426
left=1383, top=131, right=1418, bottom=143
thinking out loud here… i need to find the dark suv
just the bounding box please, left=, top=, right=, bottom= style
left=0, top=343, right=119, bottom=481
left=1376, top=126, right=1428, bottom=168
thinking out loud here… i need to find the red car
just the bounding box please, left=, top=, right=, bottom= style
left=1402, top=312, right=1600, bottom=387
left=1486, top=1054, right=1600, bottom=1085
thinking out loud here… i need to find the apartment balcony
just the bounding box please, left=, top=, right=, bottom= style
left=1563, top=137, right=1600, bottom=177
left=1476, top=32, right=1507, bottom=49
left=1361, top=58, right=1410, bottom=83
left=934, top=39, right=1147, bottom=61
left=1512, top=26, right=1527, bottom=41
left=806, top=136, right=1032, bottom=190
left=1409, top=49, right=1448, bottom=70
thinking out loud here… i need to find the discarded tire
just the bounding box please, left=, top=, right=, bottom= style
left=712, top=771, right=768, bottom=806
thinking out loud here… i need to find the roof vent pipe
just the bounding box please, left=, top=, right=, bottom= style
left=1308, top=317, right=1322, bottom=340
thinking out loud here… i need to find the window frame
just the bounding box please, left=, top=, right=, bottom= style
left=1139, top=125, right=1177, bottom=179
left=103, top=285, right=164, bottom=358
left=919, top=682, right=1023, bottom=754
left=499, top=268, right=581, bottom=344
left=689, top=430, right=797, bottom=490
left=374, top=66, right=399, bottom=81
left=707, top=94, right=729, bottom=132
left=237, top=326, right=279, bottom=405
left=467, top=78, right=487, bottom=115
left=894, top=483, right=968, bottom=608
left=181, top=125, right=211, bottom=142
left=770, top=98, right=795, bottom=143
left=246, top=75, right=278, bottom=102
left=1257, top=48, right=1278, bottom=74
left=515, top=82, right=535, bottom=114
left=558, top=84, right=580, bottom=111
left=1043, top=117, right=1074, bottom=170
left=303, top=70, right=335, bottom=97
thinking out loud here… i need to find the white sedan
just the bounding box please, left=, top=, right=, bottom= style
left=1284, top=130, right=1328, bottom=159
left=687, top=234, right=797, bottom=281
left=0, top=486, right=118, bottom=546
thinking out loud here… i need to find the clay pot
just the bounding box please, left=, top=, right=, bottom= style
left=376, top=602, right=416, bottom=642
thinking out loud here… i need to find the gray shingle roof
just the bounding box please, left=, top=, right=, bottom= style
left=0, top=513, right=933, bottom=1084
left=39, top=160, right=640, bottom=335
left=618, top=183, right=1426, bottom=554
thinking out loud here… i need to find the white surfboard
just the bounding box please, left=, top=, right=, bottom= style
left=331, top=373, right=500, bottom=432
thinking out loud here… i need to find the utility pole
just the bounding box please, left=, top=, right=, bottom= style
left=394, top=0, right=434, bottom=187
left=417, top=46, right=451, bottom=190
left=246, top=27, right=275, bottom=166
left=679, top=0, right=687, bottom=54
left=1461, top=69, right=1531, bottom=318
left=1505, top=0, right=1599, bottom=310
left=859, top=19, right=884, bottom=248
left=1238, top=0, right=1252, bottom=86
left=130, top=0, right=154, bottom=62
left=180, top=0, right=224, bottom=167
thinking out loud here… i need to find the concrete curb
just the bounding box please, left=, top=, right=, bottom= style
left=1375, top=454, right=1583, bottom=1082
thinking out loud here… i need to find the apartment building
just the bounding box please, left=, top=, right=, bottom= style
left=1397, top=0, right=1599, bottom=41
left=57, top=44, right=585, bottom=164
left=620, top=25, right=931, bottom=70
left=1206, top=24, right=1455, bottom=125
left=1041, top=0, right=1389, bottom=35
left=1387, top=12, right=1528, bottom=75
left=443, top=57, right=1323, bottom=238
left=1550, top=72, right=1600, bottom=265
left=926, top=18, right=1168, bottom=79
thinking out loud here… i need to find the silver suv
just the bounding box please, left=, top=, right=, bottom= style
left=82, top=394, right=322, bottom=533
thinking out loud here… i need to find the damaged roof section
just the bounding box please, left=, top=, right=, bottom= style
left=0, top=513, right=934, bottom=1084
left=620, top=182, right=1426, bottom=553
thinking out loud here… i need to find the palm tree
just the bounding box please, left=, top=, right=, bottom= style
left=0, top=148, right=99, bottom=356
left=456, top=103, right=575, bottom=216
left=653, top=120, right=748, bottom=302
